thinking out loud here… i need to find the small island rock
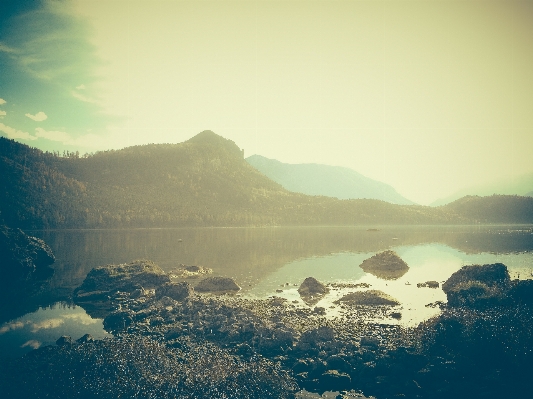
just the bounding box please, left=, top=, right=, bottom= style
left=359, top=250, right=409, bottom=280
left=334, top=290, right=400, bottom=306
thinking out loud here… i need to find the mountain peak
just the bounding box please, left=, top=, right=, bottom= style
left=186, top=131, right=243, bottom=156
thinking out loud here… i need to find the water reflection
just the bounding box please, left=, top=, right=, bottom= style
left=0, top=303, right=110, bottom=358
left=0, top=225, right=531, bottom=356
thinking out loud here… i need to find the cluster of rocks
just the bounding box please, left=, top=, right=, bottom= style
left=7, top=247, right=533, bottom=398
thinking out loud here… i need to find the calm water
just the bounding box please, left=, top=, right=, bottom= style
left=1, top=225, right=532, bottom=358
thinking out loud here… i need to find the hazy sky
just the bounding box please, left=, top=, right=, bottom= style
left=1, top=0, right=532, bottom=205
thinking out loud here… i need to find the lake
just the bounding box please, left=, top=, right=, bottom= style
left=1, top=225, right=532, bottom=358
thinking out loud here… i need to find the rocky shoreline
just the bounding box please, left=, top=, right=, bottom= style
left=2, top=257, right=533, bottom=398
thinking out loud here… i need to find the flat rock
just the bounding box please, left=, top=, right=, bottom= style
left=169, top=264, right=213, bottom=279
left=359, top=250, right=409, bottom=280
left=156, top=282, right=193, bottom=301
left=74, top=259, right=170, bottom=302
left=334, top=290, right=400, bottom=306
left=194, top=276, right=240, bottom=293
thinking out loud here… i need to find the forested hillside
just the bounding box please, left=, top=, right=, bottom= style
left=441, top=195, right=533, bottom=224
left=2, top=131, right=532, bottom=229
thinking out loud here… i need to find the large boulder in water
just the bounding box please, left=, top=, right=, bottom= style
left=298, top=277, right=329, bottom=296
left=194, top=276, right=240, bottom=293
left=74, top=259, right=170, bottom=302
left=359, top=250, right=409, bottom=280
left=442, top=263, right=511, bottom=307
left=334, top=290, right=400, bottom=306
left=0, top=224, right=55, bottom=293
left=298, top=277, right=329, bottom=305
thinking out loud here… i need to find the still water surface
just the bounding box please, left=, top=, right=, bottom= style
left=1, top=225, right=532, bottom=358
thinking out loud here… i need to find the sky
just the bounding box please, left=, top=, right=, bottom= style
left=1, top=0, right=532, bottom=205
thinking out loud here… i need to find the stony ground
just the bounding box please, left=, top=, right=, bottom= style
left=2, top=261, right=533, bottom=399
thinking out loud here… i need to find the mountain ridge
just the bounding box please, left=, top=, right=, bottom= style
left=246, top=154, right=415, bottom=205
left=2, top=131, right=532, bottom=228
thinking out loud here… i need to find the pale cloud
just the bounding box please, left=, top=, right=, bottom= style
left=0, top=98, right=6, bottom=105
left=35, top=127, right=71, bottom=142
left=21, top=340, right=41, bottom=350
left=76, top=84, right=86, bottom=90
left=0, top=110, right=6, bottom=118
left=0, top=321, right=27, bottom=334
left=31, top=318, right=64, bottom=332
left=63, top=313, right=99, bottom=325
left=25, top=111, right=48, bottom=121
left=0, top=123, right=37, bottom=141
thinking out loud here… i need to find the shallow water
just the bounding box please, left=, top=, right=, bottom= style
left=1, top=225, right=532, bottom=357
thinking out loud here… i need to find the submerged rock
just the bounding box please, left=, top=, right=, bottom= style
left=334, top=290, right=400, bottom=306
left=417, top=281, right=440, bottom=288
left=359, top=250, right=409, bottom=280
left=194, top=276, right=240, bottom=293
left=74, top=260, right=170, bottom=303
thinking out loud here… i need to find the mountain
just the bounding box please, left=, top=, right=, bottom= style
left=246, top=155, right=414, bottom=205
left=431, top=172, right=533, bottom=206
left=2, top=131, right=532, bottom=228
left=440, top=195, right=533, bottom=224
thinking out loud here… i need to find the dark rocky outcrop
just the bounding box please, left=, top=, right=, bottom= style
left=194, top=276, right=240, bottom=293
left=155, top=282, right=193, bottom=301
left=73, top=260, right=170, bottom=303
left=0, top=224, right=55, bottom=292
left=442, top=263, right=511, bottom=307
left=359, top=250, right=409, bottom=280
left=334, top=290, right=400, bottom=306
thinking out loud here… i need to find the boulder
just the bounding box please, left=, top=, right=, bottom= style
left=334, top=290, right=400, bottom=306
left=76, top=334, right=94, bottom=344
left=56, top=336, right=73, bottom=346
left=74, top=260, right=170, bottom=303
left=359, top=250, right=409, bottom=280
left=156, top=282, right=193, bottom=301
left=195, top=276, right=240, bottom=293
left=0, top=224, right=55, bottom=290
left=318, top=370, right=351, bottom=392
left=298, top=277, right=329, bottom=296
left=103, top=310, right=134, bottom=332
left=300, top=326, right=335, bottom=344
left=442, top=263, right=511, bottom=307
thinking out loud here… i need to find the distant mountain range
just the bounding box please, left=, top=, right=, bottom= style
left=431, top=173, right=533, bottom=206
left=1, top=130, right=532, bottom=228
left=246, top=155, right=414, bottom=205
